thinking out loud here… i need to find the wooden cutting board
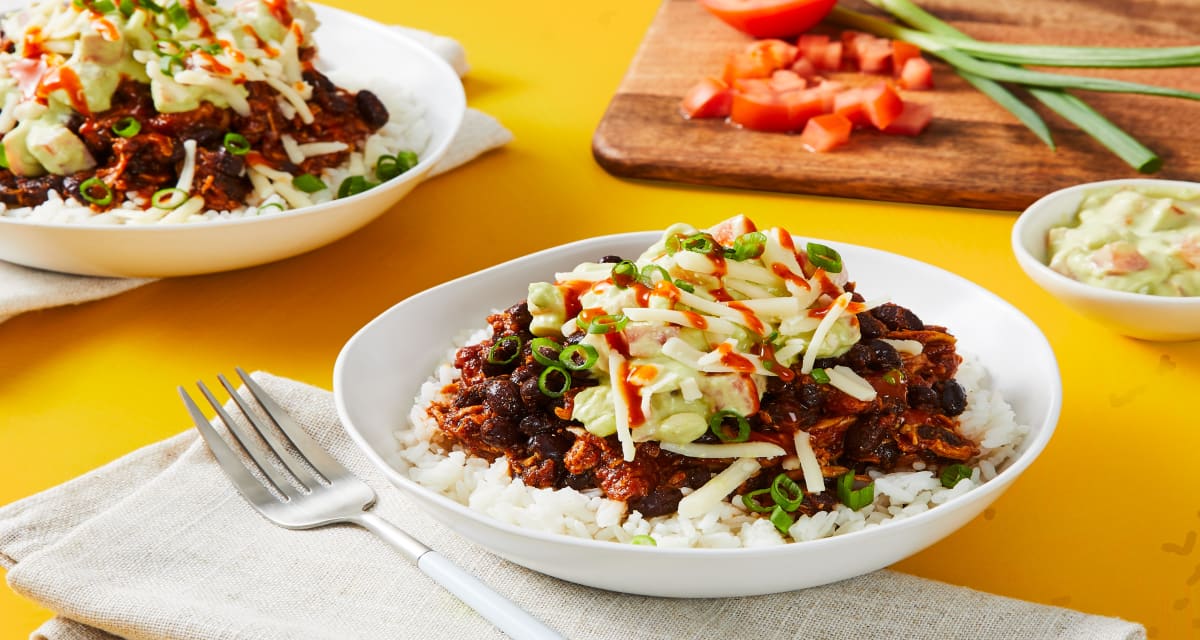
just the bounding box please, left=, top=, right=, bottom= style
left=592, top=0, right=1200, bottom=211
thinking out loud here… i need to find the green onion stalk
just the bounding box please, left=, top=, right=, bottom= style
left=827, top=0, right=1200, bottom=172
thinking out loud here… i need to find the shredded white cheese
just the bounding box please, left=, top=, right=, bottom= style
left=792, top=431, right=826, bottom=495
left=607, top=352, right=636, bottom=462
left=175, top=139, right=197, bottom=194
left=677, top=457, right=762, bottom=518
left=660, top=442, right=785, bottom=459
left=881, top=338, right=924, bottom=355
left=800, top=291, right=853, bottom=374
left=826, top=365, right=878, bottom=401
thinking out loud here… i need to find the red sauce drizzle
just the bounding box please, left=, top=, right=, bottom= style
left=604, top=331, right=631, bottom=358
left=193, top=51, right=231, bottom=74
left=708, top=287, right=733, bottom=302
left=652, top=279, right=681, bottom=305
left=183, top=0, right=215, bottom=38
left=770, top=262, right=810, bottom=290
left=559, top=281, right=592, bottom=321
left=264, top=0, right=293, bottom=27
left=812, top=270, right=844, bottom=298
left=629, top=364, right=658, bottom=386
left=37, top=66, right=89, bottom=115
left=22, top=26, right=45, bottom=58
left=709, top=249, right=728, bottom=277
left=613, top=358, right=645, bottom=427
left=726, top=301, right=765, bottom=336
left=91, top=16, right=120, bottom=41
left=716, top=342, right=756, bottom=373
left=681, top=310, right=707, bottom=330
left=241, top=26, right=279, bottom=57
left=243, top=150, right=268, bottom=166
left=632, top=282, right=652, bottom=308
left=755, top=342, right=794, bottom=382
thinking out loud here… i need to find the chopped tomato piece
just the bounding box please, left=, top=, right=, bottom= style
left=861, top=82, right=904, bottom=130
left=731, top=90, right=792, bottom=132
left=856, top=38, right=894, bottom=73
left=723, top=51, right=776, bottom=83
left=881, top=100, right=934, bottom=135
left=800, top=113, right=853, bottom=151
left=899, top=57, right=934, bottom=90
left=699, top=0, right=839, bottom=39
left=746, top=39, right=799, bottom=69
left=832, top=87, right=870, bottom=126
left=681, top=77, right=733, bottom=119
left=819, top=41, right=843, bottom=71
left=891, top=40, right=922, bottom=76
left=790, top=56, right=818, bottom=79
left=1091, top=242, right=1150, bottom=274
left=783, top=88, right=827, bottom=126
left=771, top=69, right=808, bottom=91
left=708, top=215, right=758, bottom=245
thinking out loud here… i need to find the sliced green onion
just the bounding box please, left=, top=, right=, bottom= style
left=611, top=260, right=638, bottom=288
left=769, top=505, right=795, bottom=535
left=112, top=116, right=140, bottom=137
left=1028, top=87, right=1161, bottom=173
left=728, top=231, right=767, bottom=261
left=959, top=71, right=1055, bottom=149
left=222, top=132, right=250, bottom=156
left=151, top=187, right=188, bottom=210
left=292, top=173, right=326, bottom=193
left=770, top=473, right=804, bottom=511
left=940, top=463, right=972, bottom=489
left=708, top=410, right=750, bottom=443
left=882, top=369, right=906, bottom=385
left=806, top=243, right=843, bottom=273
left=375, top=151, right=418, bottom=181
left=682, top=233, right=716, bottom=255
left=664, top=234, right=684, bottom=255
left=92, top=0, right=116, bottom=12
left=120, top=0, right=135, bottom=15
left=742, top=488, right=775, bottom=513
left=537, top=365, right=572, bottom=398
left=630, top=534, right=656, bottom=546
left=257, top=202, right=285, bottom=215
left=639, top=263, right=671, bottom=285
left=559, top=344, right=598, bottom=371
left=140, top=0, right=164, bottom=12
left=486, top=335, right=521, bottom=365
left=672, top=279, right=694, bottom=293
left=159, top=51, right=184, bottom=74
left=837, top=472, right=875, bottom=510
left=165, top=2, right=189, bottom=29
left=811, top=368, right=830, bottom=384
left=0, top=145, right=8, bottom=170
left=529, top=337, right=563, bottom=367
left=584, top=313, right=628, bottom=335
left=78, top=177, right=113, bottom=206
left=336, top=175, right=377, bottom=199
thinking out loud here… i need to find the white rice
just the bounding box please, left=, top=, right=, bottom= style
left=0, top=71, right=430, bottom=225
left=397, top=330, right=1030, bottom=548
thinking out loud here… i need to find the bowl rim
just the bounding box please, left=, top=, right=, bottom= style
left=1012, top=177, right=1200, bottom=307
left=0, top=2, right=466, bottom=234
left=335, top=230, right=1063, bottom=557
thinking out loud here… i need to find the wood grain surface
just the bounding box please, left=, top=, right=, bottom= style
left=592, top=0, right=1200, bottom=211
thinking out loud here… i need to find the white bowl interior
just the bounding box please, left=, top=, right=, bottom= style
left=0, top=3, right=466, bottom=277
left=334, top=232, right=1061, bottom=597
left=1012, top=178, right=1200, bottom=341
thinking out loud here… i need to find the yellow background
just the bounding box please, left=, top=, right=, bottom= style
left=2, top=0, right=1198, bottom=637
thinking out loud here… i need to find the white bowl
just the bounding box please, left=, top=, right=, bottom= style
left=333, top=231, right=1061, bottom=598
left=1012, top=178, right=1200, bottom=341
left=0, top=4, right=465, bottom=277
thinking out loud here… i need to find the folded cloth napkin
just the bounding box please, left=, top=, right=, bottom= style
left=0, top=28, right=512, bottom=325
left=0, top=373, right=1146, bottom=640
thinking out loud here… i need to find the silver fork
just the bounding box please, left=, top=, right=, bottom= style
left=180, top=368, right=563, bottom=640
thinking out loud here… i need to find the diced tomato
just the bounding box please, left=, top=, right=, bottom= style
left=891, top=40, right=922, bottom=76
left=882, top=100, right=934, bottom=135
left=800, top=113, right=853, bottom=151
left=856, top=38, right=894, bottom=73
left=840, top=30, right=867, bottom=62
left=797, top=34, right=828, bottom=60
left=1091, top=242, right=1150, bottom=275
left=731, top=89, right=794, bottom=132
left=811, top=79, right=844, bottom=112
left=819, top=41, right=843, bottom=71
left=746, top=39, right=799, bottom=69
left=732, top=77, right=774, bottom=94
left=681, top=77, right=733, bottom=119
left=832, top=87, right=870, bottom=127
left=790, top=56, right=818, bottom=79
left=708, top=215, right=759, bottom=245
left=771, top=69, right=808, bottom=91
left=783, top=88, right=827, bottom=126
left=723, top=39, right=798, bottom=83
left=699, top=0, right=839, bottom=39
left=860, top=82, right=904, bottom=130
left=898, top=57, right=934, bottom=90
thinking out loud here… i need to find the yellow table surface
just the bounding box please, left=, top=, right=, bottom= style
left=2, top=1, right=1198, bottom=637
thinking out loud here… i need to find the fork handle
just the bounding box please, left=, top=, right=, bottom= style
left=354, top=512, right=564, bottom=640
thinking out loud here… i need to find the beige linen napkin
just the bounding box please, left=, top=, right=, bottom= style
left=0, top=28, right=512, bottom=325
left=0, top=373, right=1146, bottom=640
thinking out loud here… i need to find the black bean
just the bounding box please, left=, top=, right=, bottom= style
left=907, top=385, right=939, bottom=411
left=480, top=416, right=521, bottom=448
left=597, top=255, right=625, bottom=264
left=629, top=488, right=683, bottom=518
left=857, top=312, right=888, bottom=340
left=355, top=90, right=389, bottom=129
left=481, top=378, right=523, bottom=417
left=518, top=414, right=557, bottom=436
left=866, top=339, right=902, bottom=370
left=530, top=431, right=575, bottom=462
left=872, top=303, right=924, bottom=331
left=841, top=344, right=871, bottom=371
left=936, top=380, right=967, bottom=416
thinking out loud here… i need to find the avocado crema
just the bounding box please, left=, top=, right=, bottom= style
left=526, top=217, right=866, bottom=462
left=1047, top=187, right=1200, bottom=297
left=0, top=0, right=317, bottom=177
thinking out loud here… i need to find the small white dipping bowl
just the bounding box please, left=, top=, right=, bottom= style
left=334, top=231, right=1061, bottom=598
left=1012, top=178, right=1200, bottom=342
left=0, top=4, right=465, bottom=277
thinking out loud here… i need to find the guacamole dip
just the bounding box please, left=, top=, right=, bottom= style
left=1046, top=186, right=1200, bottom=297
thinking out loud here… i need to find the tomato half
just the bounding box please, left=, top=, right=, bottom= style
left=699, top=0, right=839, bottom=39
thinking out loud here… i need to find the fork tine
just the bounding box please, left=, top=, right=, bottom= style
left=235, top=368, right=353, bottom=483
left=179, top=386, right=278, bottom=508
left=198, top=379, right=304, bottom=497
left=215, top=373, right=324, bottom=491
